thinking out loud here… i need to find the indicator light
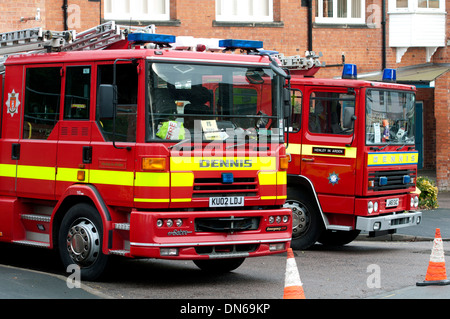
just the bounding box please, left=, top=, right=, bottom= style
left=142, top=157, right=166, bottom=171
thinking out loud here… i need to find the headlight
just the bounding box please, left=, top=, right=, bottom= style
left=176, top=219, right=183, bottom=227
left=368, top=201, right=374, bottom=214
left=166, top=219, right=173, bottom=227
left=373, top=201, right=378, bottom=212
left=283, top=215, right=289, bottom=223
left=268, top=216, right=275, bottom=224
left=276, top=216, right=282, bottom=223
left=414, top=196, right=419, bottom=208
left=156, top=219, right=164, bottom=227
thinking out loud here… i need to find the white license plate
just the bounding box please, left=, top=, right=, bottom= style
left=209, top=196, right=244, bottom=207
left=386, top=198, right=399, bottom=208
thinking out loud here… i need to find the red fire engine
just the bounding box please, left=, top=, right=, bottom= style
left=280, top=53, right=422, bottom=249
left=0, top=22, right=292, bottom=280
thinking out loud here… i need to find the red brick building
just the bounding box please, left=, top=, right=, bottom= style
left=1, top=0, right=449, bottom=188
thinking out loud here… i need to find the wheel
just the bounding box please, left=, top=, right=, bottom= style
left=193, top=258, right=245, bottom=273
left=58, top=203, right=108, bottom=281
left=284, top=188, right=325, bottom=250
left=318, top=229, right=361, bottom=246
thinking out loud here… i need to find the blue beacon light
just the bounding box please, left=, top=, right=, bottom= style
left=128, top=33, right=176, bottom=45
left=219, top=39, right=263, bottom=51
left=342, top=64, right=358, bottom=79
left=382, top=68, right=397, bottom=82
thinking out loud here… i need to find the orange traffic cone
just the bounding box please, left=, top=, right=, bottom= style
left=283, top=248, right=305, bottom=299
left=417, top=228, right=450, bottom=286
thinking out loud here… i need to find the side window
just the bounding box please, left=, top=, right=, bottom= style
left=97, top=63, right=138, bottom=142
left=308, top=92, right=355, bottom=135
left=24, top=67, right=61, bottom=139
left=64, top=66, right=91, bottom=120
left=290, top=89, right=302, bottom=132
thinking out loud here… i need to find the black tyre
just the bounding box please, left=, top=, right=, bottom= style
left=318, top=229, right=361, bottom=246
left=284, top=188, right=325, bottom=250
left=193, top=258, right=245, bottom=273
left=58, top=203, right=108, bottom=281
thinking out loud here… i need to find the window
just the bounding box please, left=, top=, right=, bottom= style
left=24, top=67, right=61, bottom=139
left=308, top=92, right=355, bottom=135
left=418, top=0, right=440, bottom=8
left=64, top=66, right=91, bottom=120
left=104, top=0, right=169, bottom=21
left=391, top=0, right=443, bottom=10
left=97, top=63, right=138, bottom=142
left=290, top=89, right=303, bottom=132
left=315, top=0, right=365, bottom=24
left=216, top=0, right=273, bottom=22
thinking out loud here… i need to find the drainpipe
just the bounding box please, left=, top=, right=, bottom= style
left=307, top=0, right=313, bottom=51
left=381, top=0, right=387, bottom=70
left=62, top=0, right=68, bottom=31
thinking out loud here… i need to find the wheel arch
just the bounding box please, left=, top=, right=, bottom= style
left=51, top=184, right=112, bottom=252
left=287, top=174, right=329, bottom=229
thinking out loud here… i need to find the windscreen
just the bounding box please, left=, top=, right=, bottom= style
left=146, top=62, right=283, bottom=145
left=365, top=89, right=415, bottom=146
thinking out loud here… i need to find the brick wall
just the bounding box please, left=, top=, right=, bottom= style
left=0, top=0, right=45, bottom=32
left=434, top=72, right=450, bottom=190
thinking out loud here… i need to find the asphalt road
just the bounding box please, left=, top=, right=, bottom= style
left=1, top=193, right=449, bottom=301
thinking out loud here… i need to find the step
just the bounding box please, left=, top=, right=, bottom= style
left=13, top=240, right=50, bottom=248
left=114, top=223, right=130, bottom=231
left=21, top=214, right=51, bottom=223
left=109, top=250, right=130, bottom=256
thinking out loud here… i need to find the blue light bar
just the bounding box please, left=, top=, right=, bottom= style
left=219, top=39, right=263, bottom=50
left=379, top=176, right=388, bottom=186
left=342, top=64, right=357, bottom=79
left=382, top=68, right=397, bottom=82
left=222, top=173, right=234, bottom=184
left=128, top=33, right=176, bottom=44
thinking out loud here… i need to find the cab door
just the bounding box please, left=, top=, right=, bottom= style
left=300, top=87, right=357, bottom=213
left=16, top=65, right=62, bottom=200
left=87, top=62, right=139, bottom=207
left=55, top=64, right=93, bottom=198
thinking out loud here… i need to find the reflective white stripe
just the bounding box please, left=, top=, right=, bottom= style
left=131, top=238, right=289, bottom=247
left=285, top=258, right=303, bottom=288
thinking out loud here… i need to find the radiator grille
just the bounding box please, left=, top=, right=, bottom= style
left=368, top=169, right=416, bottom=191
left=192, top=177, right=258, bottom=198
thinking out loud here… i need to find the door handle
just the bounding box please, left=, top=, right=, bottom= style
left=302, top=157, right=314, bottom=162
left=11, top=143, right=20, bottom=160
left=82, top=146, right=92, bottom=164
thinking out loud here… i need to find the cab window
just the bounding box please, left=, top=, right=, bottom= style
left=23, top=67, right=61, bottom=139
left=308, top=91, right=355, bottom=135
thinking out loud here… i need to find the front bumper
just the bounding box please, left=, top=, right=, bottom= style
left=129, top=208, right=292, bottom=259
left=355, top=211, right=422, bottom=232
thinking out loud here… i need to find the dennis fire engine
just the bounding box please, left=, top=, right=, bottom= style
left=280, top=53, right=422, bottom=249
left=0, top=22, right=292, bottom=280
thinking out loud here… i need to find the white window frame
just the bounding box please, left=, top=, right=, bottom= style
left=104, top=0, right=170, bottom=21
left=216, top=0, right=274, bottom=22
left=388, top=0, right=445, bottom=12
left=315, top=0, right=366, bottom=24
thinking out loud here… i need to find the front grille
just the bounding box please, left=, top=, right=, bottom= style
left=195, top=244, right=258, bottom=256
left=193, top=177, right=258, bottom=198
left=195, top=216, right=260, bottom=232
left=368, top=169, right=416, bottom=191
